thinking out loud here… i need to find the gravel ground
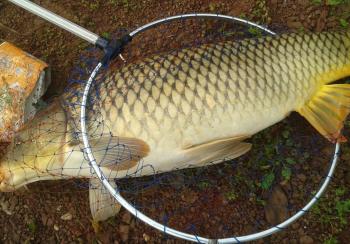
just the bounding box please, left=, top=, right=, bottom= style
left=0, top=0, right=350, bottom=243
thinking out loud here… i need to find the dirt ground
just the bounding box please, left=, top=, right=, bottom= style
left=0, top=0, right=350, bottom=243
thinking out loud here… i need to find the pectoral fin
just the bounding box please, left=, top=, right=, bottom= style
left=89, top=178, right=121, bottom=223
left=183, top=135, right=252, bottom=166
left=297, top=84, right=350, bottom=143
left=89, top=136, right=150, bottom=171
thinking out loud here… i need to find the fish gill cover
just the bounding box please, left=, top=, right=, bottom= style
left=0, top=17, right=346, bottom=240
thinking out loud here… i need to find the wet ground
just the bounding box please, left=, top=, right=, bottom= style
left=0, top=0, right=350, bottom=243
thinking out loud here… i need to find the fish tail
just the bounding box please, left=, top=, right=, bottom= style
left=297, top=83, right=350, bottom=143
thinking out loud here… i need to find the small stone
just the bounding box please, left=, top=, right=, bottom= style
left=54, top=224, right=59, bottom=231
left=300, top=235, right=314, bottom=244
left=47, top=218, right=53, bottom=226
left=270, top=0, right=278, bottom=5
left=41, top=214, right=48, bottom=225
left=119, top=225, right=130, bottom=242
left=265, top=186, right=288, bottom=225
left=56, top=205, right=62, bottom=212
left=143, top=233, right=151, bottom=242
left=287, top=20, right=303, bottom=30
left=130, top=219, right=135, bottom=229
left=60, top=212, right=73, bottom=221
left=0, top=201, right=12, bottom=215
left=181, top=191, right=198, bottom=204
left=70, top=225, right=82, bottom=237
left=121, top=211, right=132, bottom=224
left=291, top=222, right=300, bottom=230
left=297, top=0, right=310, bottom=6
left=298, top=228, right=305, bottom=236
left=297, top=174, right=307, bottom=182
left=345, top=171, right=350, bottom=185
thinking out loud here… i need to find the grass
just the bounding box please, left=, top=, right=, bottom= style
left=102, top=32, right=110, bottom=39
left=339, top=18, right=349, bottom=28
left=260, top=172, right=275, bottom=190
left=27, top=220, right=37, bottom=234
left=335, top=200, right=350, bottom=225
left=324, top=236, right=338, bottom=244
left=312, top=0, right=350, bottom=5
left=225, top=191, right=238, bottom=201
left=197, top=180, right=211, bottom=190
left=310, top=185, right=350, bottom=241
left=249, top=122, right=302, bottom=190
left=281, top=167, right=292, bottom=181
left=247, top=26, right=263, bottom=37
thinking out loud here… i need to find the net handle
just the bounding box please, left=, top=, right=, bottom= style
left=80, top=13, right=340, bottom=243
left=7, top=0, right=109, bottom=49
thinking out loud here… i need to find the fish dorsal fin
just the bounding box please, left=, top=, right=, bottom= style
left=89, top=136, right=150, bottom=171
left=89, top=178, right=121, bottom=223
left=297, top=84, right=350, bottom=143
left=183, top=135, right=252, bottom=166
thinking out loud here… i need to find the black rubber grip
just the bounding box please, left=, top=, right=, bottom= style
left=101, top=34, right=133, bottom=65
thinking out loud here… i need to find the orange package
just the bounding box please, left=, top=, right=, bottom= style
left=0, top=42, right=48, bottom=142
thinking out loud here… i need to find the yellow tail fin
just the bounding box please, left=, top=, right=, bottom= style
left=298, top=84, right=350, bottom=143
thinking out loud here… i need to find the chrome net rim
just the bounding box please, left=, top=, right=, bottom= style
left=80, top=13, right=340, bottom=243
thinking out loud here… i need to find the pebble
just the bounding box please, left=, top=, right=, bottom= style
left=181, top=191, right=198, bottom=204
left=54, top=224, right=59, bottom=231
left=121, top=211, right=132, bottom=224
left=264, top=186, right=288, bottom=225
left=47, top=218, right=54, bottom=227
left=286, top=20, right=303, bottom=30
left=298, top=228, right=305, bottom=236
left=56, top=205, right=62, bottom=212
left=291, top=222, right=300, bottom=230
left=297, top=173, right=307, bottom=182
left=9, top=197, right=19, bottom=212
left=41, top=213, right=48, bottom=225
left=0, top=200, right=12, bottom=215
left=300, top=235, right=314, bottom=244
left=60, top=212, right=73, bottom=221
left=345, top=171, right=350, bottom=185
left=119, top=225, right=130, bottom=242
left=143, top=233, right=151, bottom=242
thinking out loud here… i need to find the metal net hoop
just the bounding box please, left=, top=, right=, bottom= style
left=80, top=13, right=340, bottom=243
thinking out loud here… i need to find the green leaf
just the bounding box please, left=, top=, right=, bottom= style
left=327, top=0, right=345, bottom=5
left=282, top=130, right=290, bottom=139
left=335, top=187, right=346, bottom=197
left=286, top=157, right=296, bottom=165
left=282, top=167, right=292, bottom=181
left=27, top=221, right=37, bottom=234
left=335, top=199, right=350, bottom=225
left=102, top=32, right=110, bottom=39
left=261, top=172, right=275, bottom=190
left=339, top=18, right=349, bottom=28
left=225, top=191, right=238, bottom=201
left=324, top=237, right=338, bottom=244
left=247, top=26, right=262, bottom=37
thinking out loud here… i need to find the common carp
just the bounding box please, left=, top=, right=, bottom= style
left=0, top=31, right=350, bottom=222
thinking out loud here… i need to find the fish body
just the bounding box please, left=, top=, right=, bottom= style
left=1, top=31, right=350, bottom=221
left=94, top=31, right=350, bottom=173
